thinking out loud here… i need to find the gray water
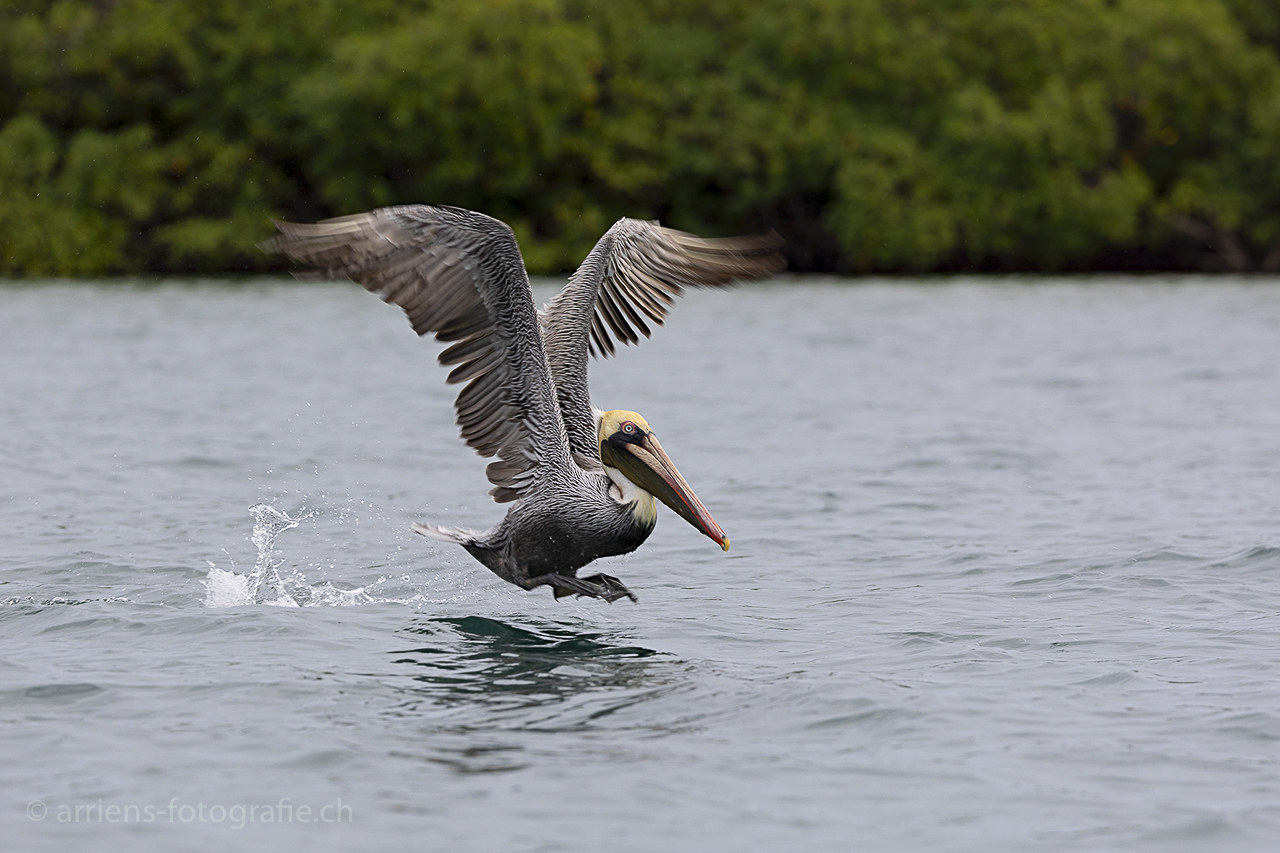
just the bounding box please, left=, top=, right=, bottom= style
left=3, top=277, right=1279, bottom=852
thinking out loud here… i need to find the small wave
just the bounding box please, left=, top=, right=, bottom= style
left=2, top=595, right=132, bottom=608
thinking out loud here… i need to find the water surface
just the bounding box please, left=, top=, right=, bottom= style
left=3, top=276, right=1279, bottom=851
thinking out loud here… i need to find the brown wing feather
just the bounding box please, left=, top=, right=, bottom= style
left=266, top=205, right=569, bottom=503
left=540, top=218, right=785, bottom=461
left=588, top=222, right=785, bottom=357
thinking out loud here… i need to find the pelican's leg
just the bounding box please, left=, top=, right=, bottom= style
left=541, top=573, right=638, bottom=603
left=580, top=573, right=638, bottom=603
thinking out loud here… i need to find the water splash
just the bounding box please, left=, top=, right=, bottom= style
left=247, top=503, right=302, bottom=606
left=204, top=504, right=301, bottom=607
left=203, top=503, right=430, bottom=608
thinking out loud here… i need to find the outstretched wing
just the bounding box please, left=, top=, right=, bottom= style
left=540, top=218, right=785, bottom=462
left=267, top=205, right=570, bottom=503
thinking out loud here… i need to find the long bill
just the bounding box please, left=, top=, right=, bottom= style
left=611, top=434, right=730, bottom=551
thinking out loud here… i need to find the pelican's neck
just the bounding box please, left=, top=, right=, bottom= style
left=605, top=465, right=658, bottom=527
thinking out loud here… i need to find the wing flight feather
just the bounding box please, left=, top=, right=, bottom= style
left=266, top=205, right=569, bottom=503
left=540, top=218, right=785, bottom=461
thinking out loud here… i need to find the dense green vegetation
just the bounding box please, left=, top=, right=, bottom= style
left=2, top=0, right=1279, bottom=275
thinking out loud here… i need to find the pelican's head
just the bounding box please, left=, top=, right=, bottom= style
left=597, top=409, right=729, bottom=551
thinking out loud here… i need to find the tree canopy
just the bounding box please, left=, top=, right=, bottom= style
left=2, top=0, right=1279, bottom=275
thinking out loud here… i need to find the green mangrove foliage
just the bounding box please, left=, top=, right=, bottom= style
left=2, top=0, right=1279, bottom=275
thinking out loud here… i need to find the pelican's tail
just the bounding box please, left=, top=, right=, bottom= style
left=412, top=523, right=478, bottom=546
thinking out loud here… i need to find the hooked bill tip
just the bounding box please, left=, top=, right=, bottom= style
left=720, top=537, right=730, bottom=552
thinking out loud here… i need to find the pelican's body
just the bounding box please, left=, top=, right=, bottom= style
left=269, top=205, right=783, bottom=601
left=434, top=425, right=655, bottom=601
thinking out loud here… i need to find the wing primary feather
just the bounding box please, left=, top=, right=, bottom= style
left=613, top=274, right=668, bottom=322
left=596, top=285, right=634, bottom=345
left=438, top=333, right=491, bottom=366
left=610, top=277, right=656, bottom=338
left=589, top=315, right=614, bottom=357
left=436, top=314, right=492, bottom=341
left=446, top=346, right=503, bottom=384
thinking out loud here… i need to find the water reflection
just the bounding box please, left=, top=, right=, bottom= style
left=387, top=617, right=680, bottom=733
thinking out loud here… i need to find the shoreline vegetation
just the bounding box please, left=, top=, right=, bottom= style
left=2, top=0, right=1279, bottom=277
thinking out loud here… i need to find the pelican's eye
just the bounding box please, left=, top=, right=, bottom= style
left=615, top=420, right=645, bottom=444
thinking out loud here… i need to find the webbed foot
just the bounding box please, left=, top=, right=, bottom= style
left=544, top=573, right=638, bottom=603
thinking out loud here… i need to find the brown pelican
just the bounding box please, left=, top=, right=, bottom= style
left=268, top=205, right=784, bottom=601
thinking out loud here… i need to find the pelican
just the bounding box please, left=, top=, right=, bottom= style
left=268, top=205, right=784, bottom=601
